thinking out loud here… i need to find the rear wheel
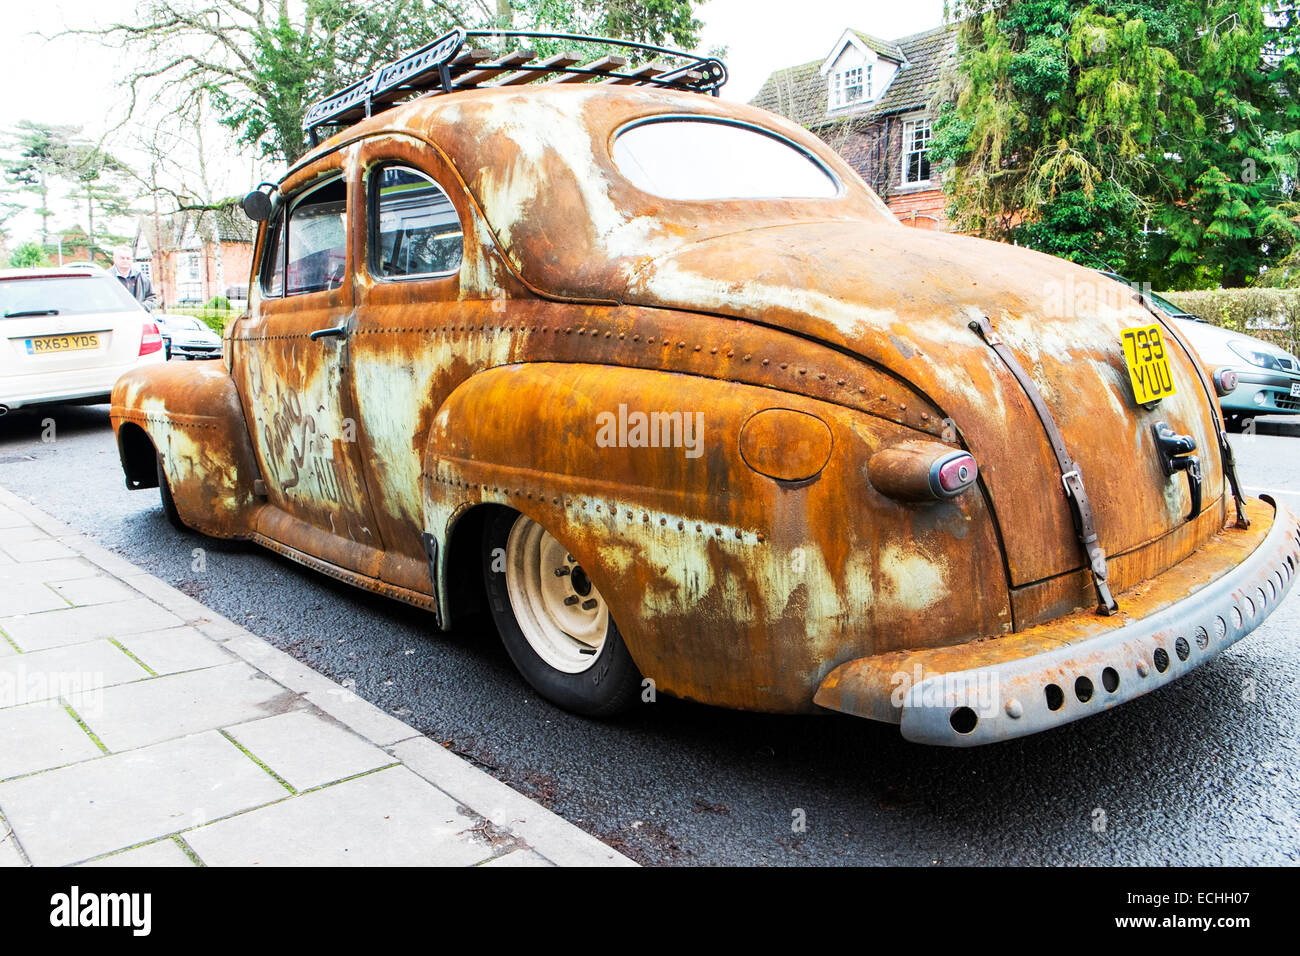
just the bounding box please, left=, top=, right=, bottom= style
left=156, top=457, right=187, bottom=531
left=483, top=511, right=641, bottom=716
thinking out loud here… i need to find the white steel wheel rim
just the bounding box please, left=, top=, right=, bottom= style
left=504, top=516, right=609, bottom=674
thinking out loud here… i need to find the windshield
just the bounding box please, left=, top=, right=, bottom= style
left=612, top=118, right=840, bottom=201
left=1148, top=291, right=1198, bottom=319
left=0, top=275, right=144, bottom=317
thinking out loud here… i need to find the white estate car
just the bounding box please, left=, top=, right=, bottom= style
left=0, top=268, right=165, bottom=416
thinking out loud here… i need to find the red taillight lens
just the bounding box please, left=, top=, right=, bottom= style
left=139, top=321, right=163, bottom=356
left=868, top=442, right=980, bottom=501
left=934, top=453, right=978, bottom=497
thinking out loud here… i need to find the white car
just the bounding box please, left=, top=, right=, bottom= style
left=0, top=267, right=166, bottom=416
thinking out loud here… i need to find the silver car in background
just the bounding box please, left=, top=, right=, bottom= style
left=1103, top=272, right=1300, bottom=427
left=153, top=314, right=223, bottom=360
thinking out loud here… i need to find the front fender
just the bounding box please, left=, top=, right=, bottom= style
left=423, top=362, right=1011, bottom=713
left=111, top=362, right=263, bottom=538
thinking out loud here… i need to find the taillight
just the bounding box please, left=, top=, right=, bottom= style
left=1213, top=368, right=1239, bottom=396
left=139, top=321, right=163, bottom=356
left=934, top=452, right=978, bottom=497
left=868, top=441, right=979, bottom=501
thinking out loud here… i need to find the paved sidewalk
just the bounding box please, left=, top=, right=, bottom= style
left=0, top=484, right=633, bottom=867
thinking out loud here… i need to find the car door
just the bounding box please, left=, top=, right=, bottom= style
left=347, top=138, right=485, bottom=593
left=235, top=159, right=386, bottom=576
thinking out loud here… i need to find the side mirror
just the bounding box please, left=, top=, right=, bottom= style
left=241, top=189, right=273, bottom=222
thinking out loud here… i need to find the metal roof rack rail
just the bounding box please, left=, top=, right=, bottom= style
left=303, top=28, right=728, bottom=145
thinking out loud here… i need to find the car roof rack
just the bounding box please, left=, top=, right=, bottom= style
left=302, top=28, right=728, bottom=146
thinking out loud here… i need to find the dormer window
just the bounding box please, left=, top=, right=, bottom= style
left=830, top=65, right=870, bottom=110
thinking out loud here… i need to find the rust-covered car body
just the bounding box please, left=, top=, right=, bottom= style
left=111, top=67, right=1299, bottom=744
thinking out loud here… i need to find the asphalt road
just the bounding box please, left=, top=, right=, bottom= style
left=2, top=395, right=1298, bottom=865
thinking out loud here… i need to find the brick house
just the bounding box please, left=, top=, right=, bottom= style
left=751, top=24, right=958, bottom=230
left=134, top=205, right=255, bottom=309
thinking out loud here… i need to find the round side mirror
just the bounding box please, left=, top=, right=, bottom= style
left=241, top=190, right=273, bottom=222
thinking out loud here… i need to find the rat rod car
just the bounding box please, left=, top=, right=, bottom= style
left=110, top=30, right=1299, bottom=745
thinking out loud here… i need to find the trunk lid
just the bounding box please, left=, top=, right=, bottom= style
left=622, top=221, right=1224, bottom=588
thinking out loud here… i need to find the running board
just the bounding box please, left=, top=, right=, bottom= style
left=250, top=532, right=441, bottom=620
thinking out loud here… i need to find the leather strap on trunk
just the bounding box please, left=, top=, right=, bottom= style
left=969, top=315, right=1119, bottom=615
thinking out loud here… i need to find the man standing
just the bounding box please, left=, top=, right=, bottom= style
left=110, top=246, right=158, bottom=310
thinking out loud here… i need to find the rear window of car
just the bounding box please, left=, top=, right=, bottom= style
left=0, top=275, right=143, bottom=317
left=611, top=117, right=840, bottom=201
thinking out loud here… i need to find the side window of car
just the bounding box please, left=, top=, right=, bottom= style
left=259, top=213, right=285, bottom=297
left=287, top=177, right=348, bottom=295
left=370, top=165, right=463, bottom=278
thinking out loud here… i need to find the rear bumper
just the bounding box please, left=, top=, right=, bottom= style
left=815, top=496, right=1299, bottom=746
left=1, top=354, right=164, bottom=411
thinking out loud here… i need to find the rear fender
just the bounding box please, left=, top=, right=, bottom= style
left=110, top=363, right=263, bottom=538
left=422, top=362, right=1011, bottom=713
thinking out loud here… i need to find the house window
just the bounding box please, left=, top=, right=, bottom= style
left=830, top=65, right=870, bottom=109
left=903, top=117, right=932, bottom=184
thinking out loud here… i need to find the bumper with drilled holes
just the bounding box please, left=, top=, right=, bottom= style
left=815, top=496, right=1300, bottom=746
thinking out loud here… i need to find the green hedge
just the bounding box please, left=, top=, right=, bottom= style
left=1159, top=288, right=1300, bottom=356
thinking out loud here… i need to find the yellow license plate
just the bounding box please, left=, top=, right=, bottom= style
left=1121, top=324, right=1176, bottom=404
left=25, top=333, right=100, bottom=355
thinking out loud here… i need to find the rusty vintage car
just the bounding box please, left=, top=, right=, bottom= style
left=110, top=30, right=1299, bottom=745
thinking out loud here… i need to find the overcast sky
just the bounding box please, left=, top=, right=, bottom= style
left=0, top=0, right=950, bottom=248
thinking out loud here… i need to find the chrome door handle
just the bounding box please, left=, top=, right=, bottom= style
left=309, top=322, right=347, bottom=341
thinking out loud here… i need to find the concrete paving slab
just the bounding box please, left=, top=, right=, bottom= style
left=391, top=736, right=635, bottom=867
left=482, top=849, right=554, bottom=867
left=0, top=484, right=634, bottom=867
left=0, top=581, right=67, bottom=615
left=303, top=687, right=421, bottom=748
left=79, top=838, right=197, bottom=867
left=0, top=640, right=147, bottom=708
left=114, top=626, right=235, bottom=676
left=225, top=710, right=395, bottom=792
left=1, top=538, right=76, bottom=562
left=0, top=557, right=103, bottom=586
left=73, top=661, right=297, bottom=752
left=0, top=730, right=287, bottom=866
left=0, top=700, right=104, bottom=780
left=184, top=766, right=492, bottom=866
left=0, top=598, right=184, bottom=652
left=49, top=575, right=140, bottom=607
left=0, top=524, right=44, bottom=547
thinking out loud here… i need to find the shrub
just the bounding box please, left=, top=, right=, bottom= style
left=1158, top=288, right=1300, bottom=357
left=203, top=295, right=231, bottom=311
left=8, top=242, right=49, bottom=268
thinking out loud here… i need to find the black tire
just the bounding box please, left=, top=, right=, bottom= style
left=156, top=456, right=188, bottom=531
left=482, top=510, right=641, bottom=716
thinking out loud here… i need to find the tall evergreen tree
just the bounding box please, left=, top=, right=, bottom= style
left=933, top=1, right=1300, bottom=288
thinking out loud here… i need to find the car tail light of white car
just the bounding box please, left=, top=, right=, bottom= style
left=139, top=321, right=164, bottom=356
